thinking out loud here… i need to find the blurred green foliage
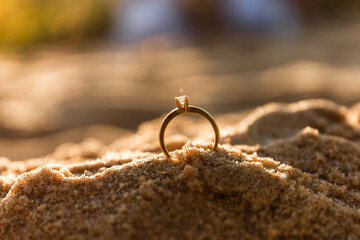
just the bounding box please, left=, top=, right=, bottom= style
left=0, top=0, right=111, bottom=50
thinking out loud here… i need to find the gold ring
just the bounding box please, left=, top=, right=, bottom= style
left=159, top=95, right=220, bottom=158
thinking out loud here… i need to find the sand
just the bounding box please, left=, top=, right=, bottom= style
left=1, top=99, right=360, bottom=239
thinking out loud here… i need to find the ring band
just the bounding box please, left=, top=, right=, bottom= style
left=159, top=95, right=220, bottom=158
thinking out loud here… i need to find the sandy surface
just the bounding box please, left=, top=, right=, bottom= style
left=1, top=99, right=360, bottom=239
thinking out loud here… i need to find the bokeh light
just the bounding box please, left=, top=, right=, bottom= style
left=0, top=0, right=360, bottom=159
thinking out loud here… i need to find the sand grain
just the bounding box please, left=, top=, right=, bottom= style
left=1, top=99, right=360, bottom=239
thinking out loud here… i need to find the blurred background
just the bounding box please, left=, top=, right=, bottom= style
left=0, top=0, right=360, bottom=160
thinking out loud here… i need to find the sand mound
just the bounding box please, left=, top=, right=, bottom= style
left=1, top=99, right=360, bottom=239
